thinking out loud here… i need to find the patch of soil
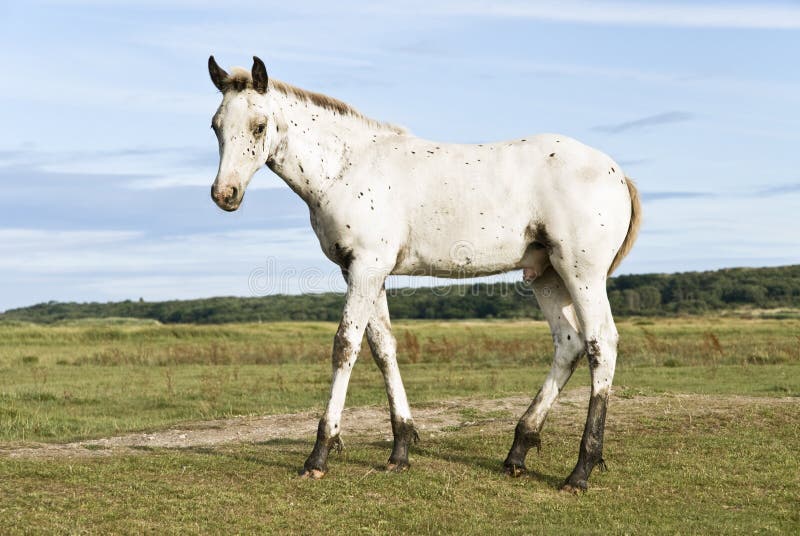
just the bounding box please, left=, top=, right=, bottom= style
left=1, top=388, right=796, bottom=460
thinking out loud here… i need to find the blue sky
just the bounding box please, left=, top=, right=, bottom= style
left=0, top=1, right=798, bottom=310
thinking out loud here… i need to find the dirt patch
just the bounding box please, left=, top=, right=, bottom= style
left=1, top=388, right=796, bottom=460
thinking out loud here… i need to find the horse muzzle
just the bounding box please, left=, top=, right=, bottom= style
left=211, top=183, right=243, bottom=212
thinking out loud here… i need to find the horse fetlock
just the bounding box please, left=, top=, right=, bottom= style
left=391, top=418, right=420, bottom=444
left=302, top=418, right=345, bottom=476
left=328, top=434, right=344, bottom=454
left=388, top=419, right=419, bottom=468
left=504, top=424, right=542, bottom=476
left=302, top=446, right=329, bottom=475
left=519, top=426, right=542, bottom=453
left=563, top=463, right=593, bottom=492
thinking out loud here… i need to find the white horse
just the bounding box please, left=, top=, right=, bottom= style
left=207, top=56, right=641, bottom=491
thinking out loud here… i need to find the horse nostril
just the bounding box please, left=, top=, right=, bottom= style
left=229, top=186, right=239, bottom=201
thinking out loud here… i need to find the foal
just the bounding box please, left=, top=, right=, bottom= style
left=207, top=56, right=641, bottom=491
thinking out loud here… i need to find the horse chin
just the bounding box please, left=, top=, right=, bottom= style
left=214, top=198, right=242, bottom=212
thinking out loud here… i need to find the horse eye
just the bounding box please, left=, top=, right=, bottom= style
left=255, top=124, right=266, bottom=135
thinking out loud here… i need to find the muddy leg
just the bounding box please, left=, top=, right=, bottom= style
left=366, top=287, right=418, bottom=471
left=300, top=264, right=389, bottom=479
left=558, top=274, right=618, bottom=492
left=505, top=269, right=584, bottom=476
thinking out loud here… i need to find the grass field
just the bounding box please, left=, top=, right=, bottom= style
left=1, top=317, right=798, bottom=533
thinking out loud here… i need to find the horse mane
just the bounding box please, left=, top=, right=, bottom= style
left=223, top=67, right=407, bottom=134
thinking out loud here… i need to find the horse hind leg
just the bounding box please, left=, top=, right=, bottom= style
left=365, top=286, right=419, bottom=472
left=550, top=253, right=620, bottom=492
left=504, top=268, right=584, bottom=476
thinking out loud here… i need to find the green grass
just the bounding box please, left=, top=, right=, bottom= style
left=0, top=395, right=797, bottom=534
left=0, top=318, right=798, bottom=442
left=0, top=318, right=798, bottom=533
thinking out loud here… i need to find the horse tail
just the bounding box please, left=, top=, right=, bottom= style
left=607, top=177, right=642, bottom=276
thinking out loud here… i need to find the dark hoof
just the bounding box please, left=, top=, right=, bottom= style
left=386, top=461, right=410, bottom=473
left=503, top=463, right=527, bottom=478
left=560, top=480, right=587, bottom=493
left=298, top=468, right=326, bottom=480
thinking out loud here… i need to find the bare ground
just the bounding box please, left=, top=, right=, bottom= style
left=1, top=388, right=797, bottom=460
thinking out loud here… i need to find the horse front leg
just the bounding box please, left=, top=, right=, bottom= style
left=366, top=286, right=418, bottom=472
left=300, top=263, right=389, bottom=479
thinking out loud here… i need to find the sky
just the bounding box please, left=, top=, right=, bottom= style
left=0, top=1, right=798, bottom=310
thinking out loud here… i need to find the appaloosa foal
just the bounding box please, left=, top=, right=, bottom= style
left=207, top=56, right=641, bottom=491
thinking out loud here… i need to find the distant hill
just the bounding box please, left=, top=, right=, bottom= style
left=2, top=265, right=798, bottom=324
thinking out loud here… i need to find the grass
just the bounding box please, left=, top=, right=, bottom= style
left=0, top=317, right=797, bottom=442
left=0, top=395, right=797, bottom=534
left=0, top=317, right=798, bottom=533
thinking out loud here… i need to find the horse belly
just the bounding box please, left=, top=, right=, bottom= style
left=396, top=218, right=532, bottom=278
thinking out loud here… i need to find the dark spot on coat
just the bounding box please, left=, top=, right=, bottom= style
left=549, top=153, right=556, bottom=157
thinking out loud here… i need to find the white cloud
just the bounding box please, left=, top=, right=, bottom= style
left=0, top=227, right=324, bottom=275
left=28, top=1, right=800, bottom=29
left=0, top=225, right=335, bottom=308
left=374, top=1, right=800, bottom=30
left=125, top=171, right=287, bottom=190
left=0, top=229, right=142, bottom=248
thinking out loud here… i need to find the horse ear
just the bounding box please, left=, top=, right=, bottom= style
left=208, top=55, right=228, bottom=91
left=252, top=56, right=269, bottom=93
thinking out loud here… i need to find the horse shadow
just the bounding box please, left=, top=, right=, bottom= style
left=169, top=439, right=309, bottom=473
left=365, top=439, right=564, bottom=488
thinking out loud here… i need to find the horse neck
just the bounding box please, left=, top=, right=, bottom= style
left=267, top=91, right=393, bottom=205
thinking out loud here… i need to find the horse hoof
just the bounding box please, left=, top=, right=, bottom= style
left=560, top=481, right=587, bottom=494
left=386, top=461, right=410, bottom=473
left=503, top=464, right=527, bottom=478
left=298, top=468, right=326, bottom=480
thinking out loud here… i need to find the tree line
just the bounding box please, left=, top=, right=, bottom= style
left=2, top=265, right=797, bottom=324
